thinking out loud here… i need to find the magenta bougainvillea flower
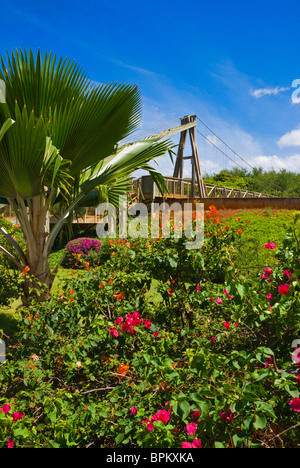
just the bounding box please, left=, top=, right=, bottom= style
left=264, top=242, right=276, bottom=249
left=224, top=321, right=230, bottom=330
left=278, top=284, right=290, bottom=295
left=289, top=397, right=300, bottom=412
left=261, top=267, right=273, bottom=279
left=1, top=404, right=11, bottom=414
left=12, top=412, right=25, bottom=422
left=265, top=356, right=273, bottom=368
left=220, top=406, right=235, bottom=423
left=6, top=439, right=14, bottom=448
left=182, top=438, right=202, bottom=448
left=130, top=407, right=137, bottom=416
left=66, top=238, right=102, bottom=256
left=283, top=270, right=293, bottom=280
left=114, top=316, right=123, bottom=325
left=154, top=410, right=171, bottom=423
left=216, top=298, right=222, bottom=304
left=109, top=327, right=119, bottom=338
left=186, top=422, right=197, bottom=435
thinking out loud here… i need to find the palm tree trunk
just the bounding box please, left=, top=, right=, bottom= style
left=19, top=195, right=55, bottom=305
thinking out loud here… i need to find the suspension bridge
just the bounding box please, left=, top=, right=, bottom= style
left=2, top=113, right=299, bottom=226
left=128, top=114, right=300, bottom=211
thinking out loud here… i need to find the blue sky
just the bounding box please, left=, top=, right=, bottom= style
left=1, top=0, right=300, bottom=175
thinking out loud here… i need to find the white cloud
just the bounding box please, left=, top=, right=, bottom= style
left=246, top=154, right=300, bottom=172
left=277, top=127, right=300, bottom=148
left=250, top=86, right=290, bottom=98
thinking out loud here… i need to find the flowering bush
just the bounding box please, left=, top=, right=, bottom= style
left=0, top=209, right=299, bottom=448
left=62, top=237, right=102, bottom=268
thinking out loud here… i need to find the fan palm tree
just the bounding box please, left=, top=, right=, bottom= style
left=0, top=49, right=171, bottom=304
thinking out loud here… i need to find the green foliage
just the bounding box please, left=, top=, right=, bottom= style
left=204, top=167, right=300, bottom=196
left=0, top=209, right=299, bottom=448
left=0, top=217, right=24, bottom=306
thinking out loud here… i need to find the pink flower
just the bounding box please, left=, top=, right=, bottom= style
left=153, top=331, right=160, bottom=338
left=6, top=439, right=14, bottom=449
left=234, top=322, right=238, bottom=328
left=264, top=242, right=276, bottom=249
left=143, top=319, right=152, bottom=329
left=196, top=285, right=201, bottom=291
left=191, top=438, right=202, bottom=448
left=292, top=348, right=300, bottom=364
left=186, top=422, right=197, bottom=435
left=182, top=441, right=193, bottom=448
left=130, top=407, right=137, bottom=416
left=261, top=267, right=273, bottom=279
left=283, top=269, right=292, bottom=280
left=109, top=327, right=119, bottom=338
left=265, top=356, right=273, bottom=368
left=278, top=284, right=290, bottom=295
left=224, top=321, right=230, bottom=330
left=289, top=397, right=300, bottom=412
left=114, top=316, right=123, bottom=325
left=211, top=336, right=216, bottom=343
left=223, top=288, right=228, bottom=294
left=266, top=293, right=272, bottom=302
left=12, top=412, right=25, bottom=422
left=210, top=296, right=214, bottom=302
left=182, top=438, right=202, bottom=448
left=167, top=289, right=174, bottom=296
left=142, top=417, right=154, bottom=431
left=1, top=404, right=11, bottom=414
left=147, top=422, right=154, bottom=431
left=216, top=298, right=222, bottom=304
left=155, top=409, right=171, bottom=423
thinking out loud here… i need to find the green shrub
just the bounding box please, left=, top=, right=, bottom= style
left=0, top=210, right=299, bottom=448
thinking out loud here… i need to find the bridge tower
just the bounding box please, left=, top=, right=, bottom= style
left=173, top=115, right=207, bottom=198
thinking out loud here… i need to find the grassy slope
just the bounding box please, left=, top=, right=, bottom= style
left=0, top=208, right=299, bottom=336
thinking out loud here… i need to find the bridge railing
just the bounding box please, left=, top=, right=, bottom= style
left=132, top=175, right=277, bottom=201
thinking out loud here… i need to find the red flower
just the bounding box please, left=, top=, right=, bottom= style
left=278, top=284, right=290, bottom=295
left=224, top=321, right=230, bottom=330
left=1, top=404, right=11, bottom=414
left=186, top=422, right=197, bottom=435
left=283, top=270, right=292, bottom=280
left=182, top=438, right=202, bottom=448
left=266, top=293, right=272, bottom=302
left=261, top=267, right=272, bottom=279
left=12, top=412, right=25, bottom=422
left=154, top=410, right=171, bottom=423
left=289, top=397, right=300, bottom=412
left=114, top=316, right=123, bottom=325
left=6, top=439, right=14, bottom=449
left=264, top=242, right=276, bottom=249
left=109, top=327, right=119, bottom=338
left=220, top=406, right=235, bottom=423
